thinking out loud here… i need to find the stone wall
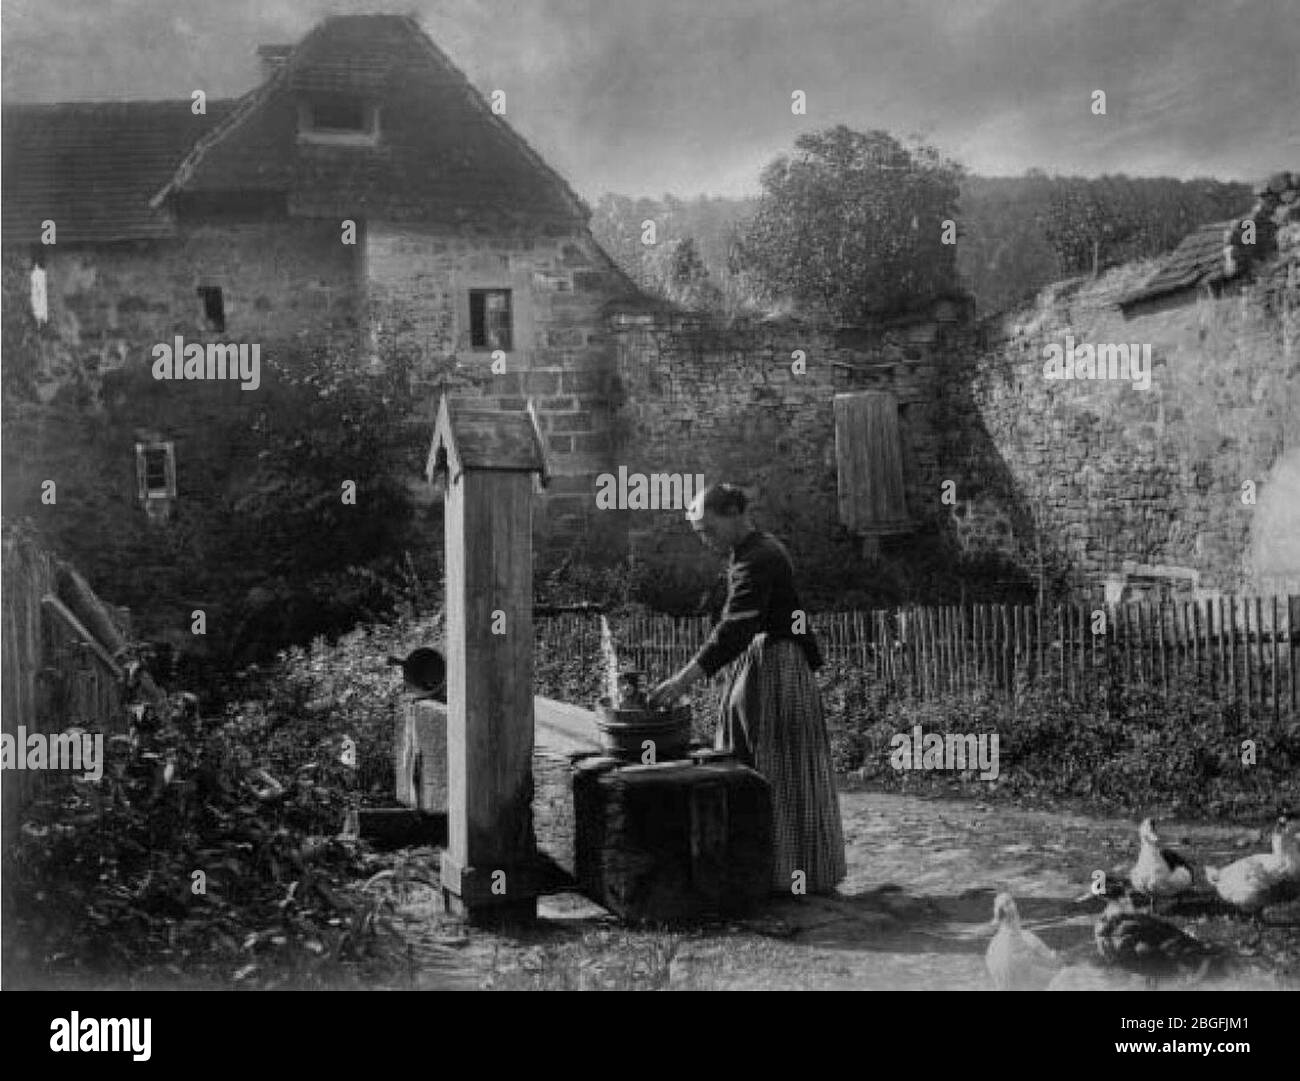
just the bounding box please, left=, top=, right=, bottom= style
left=954, top=207, right=1299, bottom=600
left=606, top=304, right=992, bottom=607
left=3, top=219, right=385, bottom=666
left=363, top=223, right=631, bottom=558
left=24, top=220, right=359, bottom=398
left=607, top=198, right=1299, bottom=608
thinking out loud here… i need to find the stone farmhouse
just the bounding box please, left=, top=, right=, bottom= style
left=3, top=13, right=645, bottom=563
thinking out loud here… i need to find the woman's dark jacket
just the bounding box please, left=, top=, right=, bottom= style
left=690, top=530, right=824, bottom=678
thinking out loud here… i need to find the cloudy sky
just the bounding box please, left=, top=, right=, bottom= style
left=3, top=0, right=1296, bottom=199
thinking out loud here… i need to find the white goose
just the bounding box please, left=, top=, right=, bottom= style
left=1129, top=817, right=1195, bottom=910
left=986, top=892, right=1062, bottom=991
left=1205, top=815, right=1300, bottom=913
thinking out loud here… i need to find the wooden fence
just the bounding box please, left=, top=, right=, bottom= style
left=536, top=596, right=1300, bottom=720
left=2, top=530, right=128, bottom=834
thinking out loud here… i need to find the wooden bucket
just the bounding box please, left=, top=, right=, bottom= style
left=594, top=702, right=691, bottom=762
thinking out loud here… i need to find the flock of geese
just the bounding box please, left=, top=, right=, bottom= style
left=986, top=812, right=1300, bottom=990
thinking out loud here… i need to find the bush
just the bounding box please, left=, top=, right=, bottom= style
left=823, top=659, right=1300, bottom=819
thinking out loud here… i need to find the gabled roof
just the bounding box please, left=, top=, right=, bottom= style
left=1119, top=220, right=1238, bottom=307
left=427, top=396, right=550, bottom=482
left=2, top=100, right=237, bottom=243
left=155, top=14, right=590, bottom=228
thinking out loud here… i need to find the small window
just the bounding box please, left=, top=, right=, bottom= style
left=197, top=286, right=225, bottom=332
left=469, top=289, right=512, bottom=351
left=135, top=442, right=177, bottom=502
left=311, top=100, right=367, bottom=132
left=302, top=96, right=375, bottom=136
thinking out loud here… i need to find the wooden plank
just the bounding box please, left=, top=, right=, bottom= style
left=1291, top=596, right=1299, bottom=714
left=1063, top=603, right=1072, bottom=694
left=1011, top=605, right=1020, bottom=697
left=1272, top=595, right=1280, bottom=724
left=952, top=606, right=961, bottom=697
left=1000, top=604, right=1010, bottom=696
left=1142, top=600, right=1152, bottom=692
left=1190, top=601, right=1200, bottom=687
left=1178, top=600, right=1188, bottom=688
left=987, top=604, right=995, bottom=690
left=946, top=606, right=956, bottom=695
left=1054, top=604, right=1062, bottom=697
left=534, top=695, right=603, bottom=752
left=1159, top=600, right=1170, bottom=691
left=926, top=607, right=936, bottom=698
left=54, top=561, right=128, bottom=658
left=935, top=606, right=944, bottom=694
left=879, top=610, right=888, bottom=684
left=1227, top=596, right=1237, bottom=703
left=1216, top=597, right=1225, bottom=699
left=1207, top=599, right=1218, bottom=698
left=1255, top=596, right=1265, bottom=715
left=1117, top=603, right=1127, bottom=690
left=1033, top=605, right=1042, bottom=691
left=935, top=607, right=943, bottom=697
left=915, top=608, right=925, bottom=698
left=1135, top=603, right=1143, bottom=688
left=442, top=467, right=538, bottom=914
left=1077, top=602, right=1086, bottom=695
left=1243, top=598, right=1253, bottom=709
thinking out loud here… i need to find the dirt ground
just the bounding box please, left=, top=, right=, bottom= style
left=376, top=748, right=1299, bottom=991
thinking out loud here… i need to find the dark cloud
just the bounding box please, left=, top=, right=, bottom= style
left=4, top=0, right=1296, bottom=198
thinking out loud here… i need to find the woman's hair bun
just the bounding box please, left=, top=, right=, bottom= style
left=702, top=483, right=748, bottom=516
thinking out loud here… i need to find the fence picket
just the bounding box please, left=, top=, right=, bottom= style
left=1255, top=596, right=1265, bottom=714
left=1244, top=599, right=1253, bottom=708
left=1270, top=596, right=1279, bottom=722
left=1228, top=597, right=1237, bottom=703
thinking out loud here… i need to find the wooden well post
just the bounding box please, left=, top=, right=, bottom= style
left=426, top=396, right=549, bottom=921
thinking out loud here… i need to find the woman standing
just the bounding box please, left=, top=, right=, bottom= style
left=648, top=484, right=847, bottom=894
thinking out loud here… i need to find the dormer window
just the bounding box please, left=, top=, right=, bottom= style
left=298, top=97, right=379, bottom=146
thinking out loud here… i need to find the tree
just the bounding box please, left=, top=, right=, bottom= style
left=737, top=126, right=964, bottom=323
left=664, top=236, right=722, bottom=311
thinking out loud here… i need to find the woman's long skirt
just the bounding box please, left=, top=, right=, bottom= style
left=715, top=634, right=847, bottom=893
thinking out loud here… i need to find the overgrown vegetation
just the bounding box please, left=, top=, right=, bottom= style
left=0, top=316, right=439, bottom=680
left=1, top=616, right=442, bottom=990
left=818, top=661, right=1300, bottom=820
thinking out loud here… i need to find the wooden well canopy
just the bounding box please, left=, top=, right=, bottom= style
left=426, top=395, right=549, bottom=921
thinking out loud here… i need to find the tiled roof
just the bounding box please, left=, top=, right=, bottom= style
left=1119, top=220, right=1238, bottom=306
left=156, top=14, right=590, bottom=228
left=2, top=100, right=237, bottom=244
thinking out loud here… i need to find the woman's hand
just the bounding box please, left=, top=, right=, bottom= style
left=648, top=662, right=704, bottom=709
left=647, top=677, right=684, bottom=710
